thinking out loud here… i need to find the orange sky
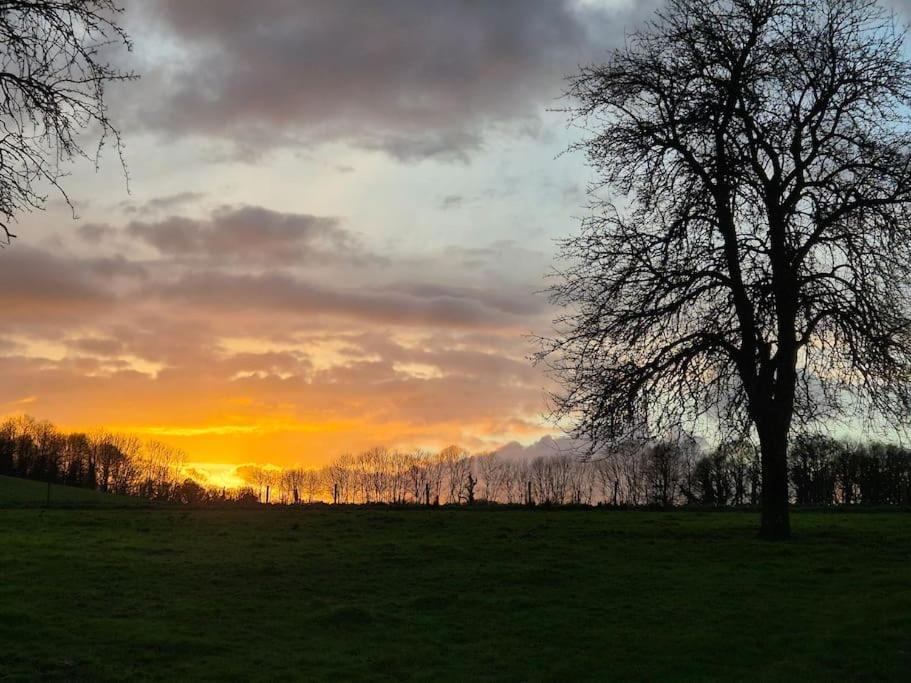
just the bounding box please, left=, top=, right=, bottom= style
left=0, top=308, right=556, bottom=478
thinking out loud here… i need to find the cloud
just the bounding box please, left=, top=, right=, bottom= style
left=120, top=191, right=207, bottom=216
left=124, top=0, right=657, bottom=161
left=68, top=337, right=128, bottom=356
left=78, top=223, right=118, bottom=244
left=496, top=435, right=586, bottom=461
left=0, top=329, right=554, bottom=466
left=157, top=270, right=542, bottom=330
left=126, top=205, right=357, bottom=265
left=440, top=195, right=465, bottom=210
left=0, top=246, right=142, bottom=323
left=1, top=200, right=558, bottom=466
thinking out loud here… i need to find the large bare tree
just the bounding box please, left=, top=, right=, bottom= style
left=0, top=0, right=134, bottom=243
left=540, top=0, right=911, bottom=538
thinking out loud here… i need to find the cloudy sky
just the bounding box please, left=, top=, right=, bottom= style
left=2, top=0, right=664, bottom=481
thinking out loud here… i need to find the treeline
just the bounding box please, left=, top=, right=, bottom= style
left=788, top=435, right=911, bottom=506
left=243, top=436, right=911, bottom=508
left=247, top=442, right=745, bottom=507
left=3, top=415, right=911, bottom=507
left=0, top=416, right=216, bottom=504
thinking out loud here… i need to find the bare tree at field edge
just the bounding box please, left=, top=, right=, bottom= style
left=539, top=0, right=911, bottom=539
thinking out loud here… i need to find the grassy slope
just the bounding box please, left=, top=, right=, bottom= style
left=0, top=475, right=146, bottom=508
left=0, top=508, right=909, bottom=681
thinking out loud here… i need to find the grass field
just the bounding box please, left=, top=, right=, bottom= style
left=1, top=480, right=909, bottom=680
left=0, top=475, right=148, bottom=508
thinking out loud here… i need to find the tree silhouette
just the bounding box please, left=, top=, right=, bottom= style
left=540, top=0, right=911, bottom=538
left=0, top=0, right=135, bottom=243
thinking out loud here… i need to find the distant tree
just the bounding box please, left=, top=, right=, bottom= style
left=683, top=441, right=749, bottom=507
left=62, top=433, right=91, bottom=487
left=462, top=472, right=476, bottom=505
left=0, top=0, right=135, bottom=242
left=302, top=469, right=322, bottom=504
left=500, top=461, right=524, bottom=504
left=406, top=450, right=432, bottom=503
left=0, top=421, right=14, bottom=475
left=324, top=455, right=354, bottom=503
left=91, top=432, right=124, bottom=493
left=140, top=440, right=184, bottom=500
left=175, top=478, right=206, bottom=505
left=476, top=452, right=503, bottom=502
left=643, top=442, right=689, bottom=508
left=790, top=433, right=840, bottom=505
left=832, top=441, right=862, bottom=504
left=440, top=445, right=471, bottom=503
left=541, top=0, right=911, bottom=538
left=234, top=487, right=259, bottom=505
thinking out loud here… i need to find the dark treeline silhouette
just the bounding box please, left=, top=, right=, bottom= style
left=0, top=415, right=221, bottom=505
left=3, top=415, right=910, bottom=509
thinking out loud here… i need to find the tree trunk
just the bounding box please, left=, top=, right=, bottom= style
left=759, top=428, right=791, bottom=539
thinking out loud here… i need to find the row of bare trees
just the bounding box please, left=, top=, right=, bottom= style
left=242, top=441, right=747, bottom=508
left=0, top=415, right=203, bottom=502
left=4, top=415, right=910, bottom=507
left=240, top=437, right=911, bottom=508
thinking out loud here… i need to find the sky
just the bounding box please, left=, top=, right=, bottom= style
left=18, top=0, right=898, bottom=484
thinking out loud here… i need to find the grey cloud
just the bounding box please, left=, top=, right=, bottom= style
left=78, top=222, right=118, bottom=244
left=120, top=191, right=206, bottom=216
left=126, top=205, right=358, bottom=265
left=378, top=282, right=544, bottom=317
left=358, top=131, right=482, bottom=164
left=496, top=434, right=586, bottom=461
left=0, top=246, right=137, bottom=322
left=158, top=270, right=535, bottom=330
left=440, top=194, right=465, bottom=210
left=125, top=0, right=658, bottom=161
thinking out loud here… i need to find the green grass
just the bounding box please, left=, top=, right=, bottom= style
left=0, top=506, right=909, bottom=681
left=0, top=475, right=147, bottom=508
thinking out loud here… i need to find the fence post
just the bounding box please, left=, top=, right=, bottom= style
left=333, top=483, right=339, bottom=505
left=265, top=485, right=270, bottom=504
left=527, top=480, right=532, bottom=507
left=425, top=482, right=430, bottom=506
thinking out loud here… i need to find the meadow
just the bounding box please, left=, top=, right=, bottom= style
left=1, top=476, right=909, bottom=681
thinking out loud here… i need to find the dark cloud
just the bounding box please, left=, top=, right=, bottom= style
left=127, top=0, right=658, bottom=161
left=10, top=208, right=550, bottom=341
left=0, top=246, right=140, bottom=321
left=78, top=223, right=118, bottom=244
left=158, top=269, right=542, bottom=329
left=378, top=282, right=542, bottom=317
left=126, top=205, right=357, bottom=265
left=440, top=194, right=465, bottom=210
